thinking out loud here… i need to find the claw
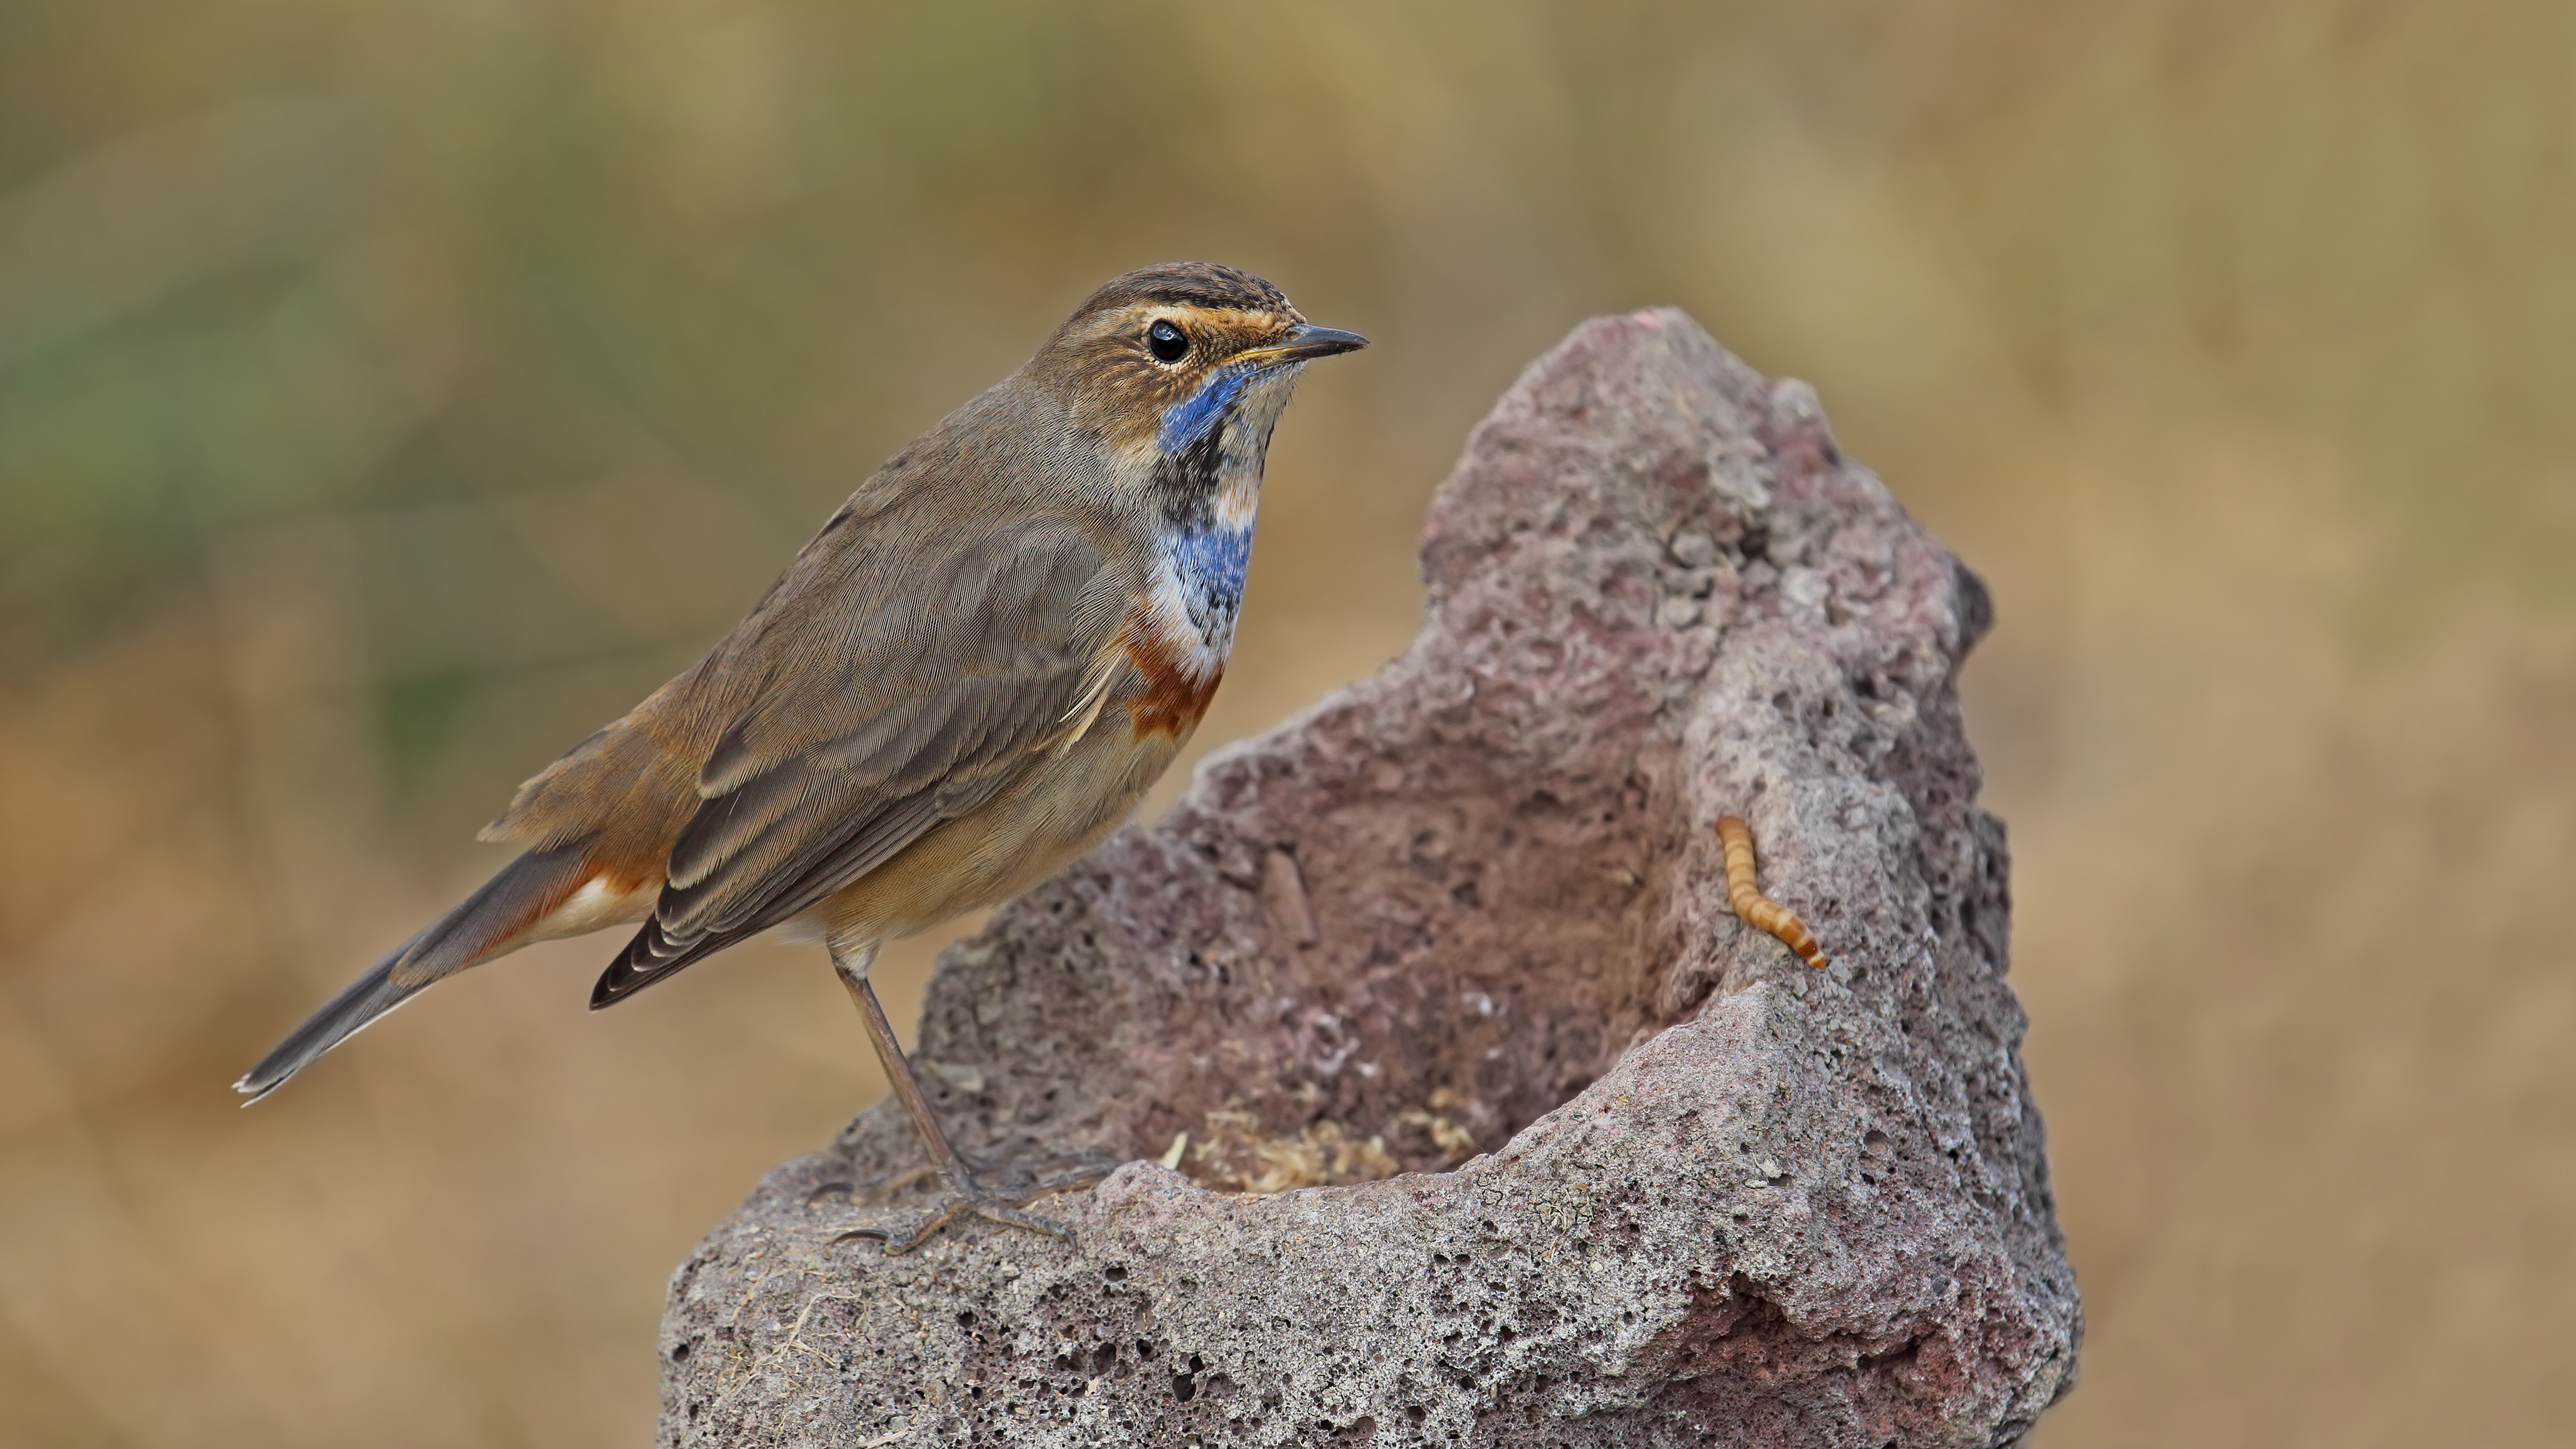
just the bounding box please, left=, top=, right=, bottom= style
left=878, top=1195, right=1070, bottom=1255
left=1008, top=1148, right=1125, bottom=1194
left=823, top=1151, right=1123, bottom=1254
left=832, top=1169, right=1075, bottom=1254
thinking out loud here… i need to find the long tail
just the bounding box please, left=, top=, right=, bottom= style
left=232, top=930, right=433, bottom=1103
left=234, top=841, right=595, bottom=1102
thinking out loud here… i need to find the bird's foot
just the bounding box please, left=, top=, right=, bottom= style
left=830, top=1148, right=1122, bottom=1255
left=857, top=1181, right=1068, bottom=1254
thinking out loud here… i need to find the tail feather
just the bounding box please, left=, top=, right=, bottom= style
left=233, top=930, right=433, bottom=1103
left=234, top=841, right=596, bottom=1102
left=388, top=839, right=594, bottom=990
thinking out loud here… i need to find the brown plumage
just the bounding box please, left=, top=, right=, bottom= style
left=237, top=262, right=1367, bottom=1189
left=1716, top=814, right=1830, bottom=970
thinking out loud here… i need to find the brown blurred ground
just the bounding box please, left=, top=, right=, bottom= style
left=1, top=3, right=2569, bottom=1445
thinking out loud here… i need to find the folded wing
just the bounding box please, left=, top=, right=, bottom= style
left=589, top=509, right=1132, bottom=1007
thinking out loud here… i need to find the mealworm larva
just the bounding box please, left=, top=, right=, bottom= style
left=1716, top=814, right=1829, bottom=969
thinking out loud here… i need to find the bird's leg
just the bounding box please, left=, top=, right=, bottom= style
left=827, top=941, right=1077, bottom=1253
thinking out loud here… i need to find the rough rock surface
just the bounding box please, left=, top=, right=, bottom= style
left=657, top=311, right=2080, bottom=1447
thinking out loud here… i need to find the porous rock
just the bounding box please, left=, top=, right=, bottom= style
left=657, top=310, right=2080, bottom=1446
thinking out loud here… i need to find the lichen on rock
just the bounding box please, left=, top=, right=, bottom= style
left=657, top=309, right=2079, bottom=1448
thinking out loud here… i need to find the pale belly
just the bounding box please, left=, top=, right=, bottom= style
left=804, top=714, right=1191, bottom=949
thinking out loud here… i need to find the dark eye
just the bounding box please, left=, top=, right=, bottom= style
left=1146, top=318, right=1190, bottom=364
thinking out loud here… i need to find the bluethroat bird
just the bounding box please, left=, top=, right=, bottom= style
left=237, top=263, right=1366, bottom=1249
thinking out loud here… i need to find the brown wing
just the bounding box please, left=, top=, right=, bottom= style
left=588, top=506, right=1132, bottom=1006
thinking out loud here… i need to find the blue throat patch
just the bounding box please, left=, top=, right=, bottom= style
left=1166, top=524, right=1253, bottom=641
left=1157, top=366, right=1254, bottom=454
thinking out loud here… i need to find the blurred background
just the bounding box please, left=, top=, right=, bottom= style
left=1, top=1, right=2569, bottom=1444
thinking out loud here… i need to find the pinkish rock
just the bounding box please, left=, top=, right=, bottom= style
left=657, top=309, right=2078, bottom=1447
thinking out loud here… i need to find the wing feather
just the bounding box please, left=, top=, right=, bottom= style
left=590, top=502, right=1136, bottom=1008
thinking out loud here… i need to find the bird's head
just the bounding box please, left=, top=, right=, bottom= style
left=1027, top=263, right=1366, bottom=521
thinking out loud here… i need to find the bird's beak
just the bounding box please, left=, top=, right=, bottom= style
left=1283, top=323, right=1370, bottom=358
left=1237, top=323, right=1370, bottom=366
